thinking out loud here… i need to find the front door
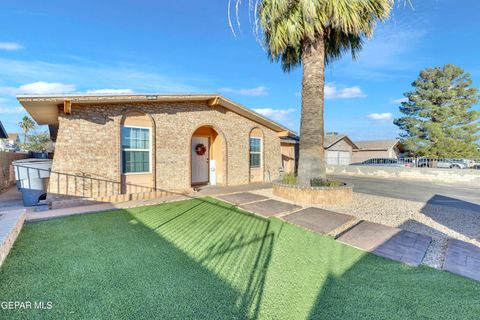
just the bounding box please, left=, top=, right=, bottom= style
left=191, top=136, right=209, bottom=184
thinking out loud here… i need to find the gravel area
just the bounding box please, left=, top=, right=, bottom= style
left=251, top=189, right=480, bottom=269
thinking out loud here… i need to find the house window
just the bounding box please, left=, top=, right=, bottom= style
left=249, top=137, right=262, bottom=168
left=121, top=126, right=150, bottom=173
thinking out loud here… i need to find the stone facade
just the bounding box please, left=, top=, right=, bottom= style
left=49, top=101, right=282, bottom=200
left=273, top=182, right=353, bottom=205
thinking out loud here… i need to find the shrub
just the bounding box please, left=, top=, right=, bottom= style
left=282, top=172, right=297, bottom=185
left=310, top=178, right=343, bottom=187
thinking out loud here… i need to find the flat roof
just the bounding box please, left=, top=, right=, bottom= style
left=17, top=93, right=296, bottom=135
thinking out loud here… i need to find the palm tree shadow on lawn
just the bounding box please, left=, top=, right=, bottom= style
left=123, top=197, right=278, bottom=319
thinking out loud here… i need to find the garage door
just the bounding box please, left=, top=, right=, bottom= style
left=326, top=151, right=351, bottom=165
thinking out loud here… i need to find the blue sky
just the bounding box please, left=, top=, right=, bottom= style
left=0, top=0, right=479, bottom=140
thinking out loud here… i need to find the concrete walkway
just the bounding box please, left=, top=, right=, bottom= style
left=215, top=191, right=433, bottom=267
left=26, top=194, right=189, bottom=222
left=0, top=187, right=25, bottom=213
left=26, top=183, right=272, bottom=222
left=443, top=239, right=480, bottom=281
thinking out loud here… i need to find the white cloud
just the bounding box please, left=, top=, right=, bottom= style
left=85, top=89, right=134, bottom=94
left=252, top=107, right=296, bottom=129
left=392, top=97, right=408, bottom=104
left=325, top=85, right=366, bottom=99
left=0, top=57, right=199, bottom=93
left=219, top=86, right=268, bottom=96
left=0, top=42, right=23, bottom=51
left=0, top=106, right=24, bottom=114
left=367, top=112, right=393, bottom=121
left=1, top=81, right=76, bottom=95
left=1, top=83, right=138, bottom=97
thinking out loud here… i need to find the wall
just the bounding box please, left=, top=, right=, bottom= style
left=327, top=165, right=480, bottom=185
left=49, top=101, right=282, bottom=199
left=280, top=142, right=297, bottom=174
left=0, top=152, right=28, bottom=193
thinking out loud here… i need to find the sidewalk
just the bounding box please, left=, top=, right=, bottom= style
left=0, top=187, right=25, bottom=213
left=26, top=183, right=273, bottom=222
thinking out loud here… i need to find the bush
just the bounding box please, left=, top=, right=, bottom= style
left=282, top=174, right=344, bottom=187
left=282, top=172, right=297, bottom=185
left=310, top=178, right=343, bottom=187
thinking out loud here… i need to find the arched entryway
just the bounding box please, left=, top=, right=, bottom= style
left=190, top=125, right=226, bottom=186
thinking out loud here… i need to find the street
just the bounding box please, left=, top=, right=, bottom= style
left=329, top=175, right=480, bottom=211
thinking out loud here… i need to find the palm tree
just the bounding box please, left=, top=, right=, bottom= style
left=234, top=0, right=393, bottom=185
left=19, top=115, right=36, bottom=145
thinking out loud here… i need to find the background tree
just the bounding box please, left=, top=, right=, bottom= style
left=18, top=115, right=36, bottom=145
left=23, top=131, right=52, bottom=152
left=394, top=64, right=480, bottom=158
left=231, top=0, right=393, bottom=185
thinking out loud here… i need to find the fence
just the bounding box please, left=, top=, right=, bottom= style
left=0, top=152, right=28, bottom=193
left=12, top=163, right=176, bottom=206
left=327, top=164, right=480, bottom=185
left=351, top=157, right=480, bottom=170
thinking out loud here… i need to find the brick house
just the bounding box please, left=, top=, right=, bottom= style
left=18, top=94, right=294, bottom=202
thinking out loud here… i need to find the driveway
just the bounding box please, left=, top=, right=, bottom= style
left=328, top=175, right=480, bottom=210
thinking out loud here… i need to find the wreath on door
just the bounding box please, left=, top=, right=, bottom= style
left=195, top=143, right=207, bottom=156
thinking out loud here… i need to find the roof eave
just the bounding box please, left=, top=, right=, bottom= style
left=17, top=93, right=294, bottom=134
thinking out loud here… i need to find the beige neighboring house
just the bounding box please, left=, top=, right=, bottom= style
left=0, top=133, right=20, bottom=151
left=280, top=133, right=358, bottom=169
left=324, top=134, right=358, bottom=165
left=18, top=93, right=295, bottom=202
left=352, top=139, right=404, bottom=163
left=280, top=134, right=299, bottom=174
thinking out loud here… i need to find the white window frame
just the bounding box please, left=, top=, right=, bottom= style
left=249, top=137, right=263, bottom=169
left=121, top=125, right=152, bottom=175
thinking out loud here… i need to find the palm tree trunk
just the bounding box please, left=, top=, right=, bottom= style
left=296, top=35, right=326, bottom=185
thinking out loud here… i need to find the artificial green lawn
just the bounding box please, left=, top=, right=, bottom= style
left=0, top=197, right=479, bottom=319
